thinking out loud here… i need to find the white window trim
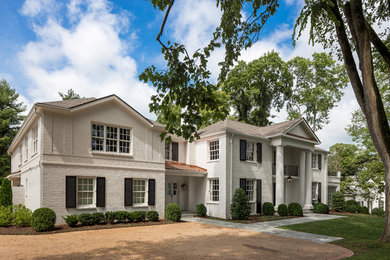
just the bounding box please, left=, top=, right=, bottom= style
left=208, top=178, right=220, bottom=203
left=24, top=138, right=28, bottom=162
left=32, top=126, right=38, bottom=157
left=246, top=179, right=256, bottom=203
left=245, top=141, right=256, bottom=162
left=165, top=142, right=171, bottom=161
left=312, top=153, right=319, bottom=169
left=208, top=139, right=220, bottom=162
left=91, top=122, right=133, bottom=156
left=133, top=179, right=148, bottom=207
left=76, top=177, right=96, bottom=209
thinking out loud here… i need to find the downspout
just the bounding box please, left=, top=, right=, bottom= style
left=229, top=133, right=234, bottom=217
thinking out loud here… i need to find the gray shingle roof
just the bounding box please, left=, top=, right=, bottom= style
left=37, top=97, right=97, bottom=109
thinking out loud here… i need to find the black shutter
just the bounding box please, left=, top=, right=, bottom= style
left=256, top=143, right=262, bottom=163
left=148, top=179, right=156, bottom=206
left=66, top=176, right=76, bottom=208
left=318, top=154, right=322, bottom=170
left=96, top=177, right=105, bottom=207
left=124, top=178, right=133, bottom=206
left=256, top=180, right=262, bottom=214
left=273, top=183, right=276, bottom=206
left=240, top=178, right=247, bottom=191
left=318, top=182, right=322, bottom=203
left=172, top=142, right=178, bottom=161
left=240, top=139, right=246, bottom=161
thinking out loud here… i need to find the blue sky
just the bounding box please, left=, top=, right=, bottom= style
left=0, top=0, right=359, bottom=149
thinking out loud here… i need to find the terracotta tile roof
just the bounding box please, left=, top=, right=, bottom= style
left=37, top=97, right=97, bottom=109
left=198, top=118, right=301, bottom=138
left=165, top=161, right=207, bottom=172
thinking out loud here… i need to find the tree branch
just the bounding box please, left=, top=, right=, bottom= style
left=366, top=21, right=390, bottom=67
left=156, top=0, right=175, bottom=49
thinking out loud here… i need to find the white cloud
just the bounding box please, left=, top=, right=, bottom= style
left=20, top=0, right=58, bottom=17
left=18, top=0, right=156, bottom=118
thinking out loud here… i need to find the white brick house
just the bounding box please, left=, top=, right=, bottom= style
left=7, top=95, right=339, bottom=222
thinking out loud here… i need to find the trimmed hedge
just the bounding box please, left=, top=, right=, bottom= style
left=31, top=208, right=56, bottom=232
left=230, top=188, right=251, bottom=220
left=313, top=203, right=329, bottom=214
left=78, top=213, right=95, bottom=226
left=63, top=214, right=79, bottom=227
left=263, top=202, right=275, bottom=216
left=92, top=213, right=106, bottom=224
left=331, top=192, right=345, bottom=212
left=133, top=211, right=146, bottom=222
left=277, top=204, right=288, bottom=216
left=105, top=211, right=117, bottom=224
left=372, top=208, right=385, bottom=217
left=346, top=204, right=359, bottom=213
left=358, top=206, right=369, bottom=214
left=196, top=204, right=207, bottom=217
left=165, top=203, right=182, bottom=222
left=288, top=202, right=303, bottom=216
left=146, top=211, right=159, bottom=222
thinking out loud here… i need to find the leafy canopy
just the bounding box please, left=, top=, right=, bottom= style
left=58, top=89, right=83, bottom=100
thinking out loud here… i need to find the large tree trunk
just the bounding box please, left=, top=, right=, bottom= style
left=331, top=0, right=390, bottom=242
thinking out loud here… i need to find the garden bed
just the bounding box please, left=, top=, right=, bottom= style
left=0, top=219, right=171, bottom=235
left=199, top=214, right=299, bottom=224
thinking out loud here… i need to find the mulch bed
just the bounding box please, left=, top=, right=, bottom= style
left=199, top=215, right=299, bottom=224
left=0, top=220, right=172, bottom=235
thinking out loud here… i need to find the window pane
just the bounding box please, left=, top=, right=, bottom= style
left=77, top=178, right=94, bottom=206
left=246, top=142, right=254, bottom=161
left=165, top=143, right=170, bottom=160
left=209, top=140, right=219, bottom=160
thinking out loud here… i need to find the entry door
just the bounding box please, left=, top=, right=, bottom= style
left=166, top=181, right=179, bottom=204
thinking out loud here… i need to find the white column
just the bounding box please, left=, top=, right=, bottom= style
left=299, top=150, right=306, bottom=205
left=323, top=154, right=328, bottom=204
left=275, top=145, right=284, bottom=207
left=304, top=150, right=313, bottom=210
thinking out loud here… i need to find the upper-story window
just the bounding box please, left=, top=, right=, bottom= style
left=312, top=153, right=322, bottom=169
left=165, top=143, right=170, bottom=160
left=32, top=127, right=38, bottom=155
left=91, top=123, right=131, bottom=154
left=246, top=141, right=255, bottom=161
left=209, top=140, right=219, bottom=161
left=164, top=142, right=178, bottom=161
left=19, top=148, right=22, bottom=166
left=24, top=138, right=28, bottom=162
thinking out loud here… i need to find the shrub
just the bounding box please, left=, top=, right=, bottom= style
left=0, top=179, right=12, bottom=207
left=105, top=211, right=116, bottom=224
left=146, top=211, right=159, bottom=222
left=262, top=202, right=275, bottom=216
left=346, top=204, right=359, bottom=213
left=0, top=206, right=13, bottom=227
left=345, top=200, right=360, bottom=210
left=63, top=214, right=79, bottom=227
left=115, top=211, right=130, bottom=223
left=31, top=208, right=56, bottom=232
left=196, top=204, right=207, bottom=217
left=92, top=213, right=106, bottom=224
left=277, top=204, right=288, bottom=217
left=133, top=211, right=146, bottom=222
left=78, top=213, right=96, bottom=226
left=230, top=188, right=251, bottom=220
left=128, top=212, right=137, bottom=222
left=372, top=208, right=385, bottom=217
left=165, top=203, right=181, bottom=222
left=313, top=203, right=329, bottom=214
left=358, top=206, right=369, bottom=214
left=288, top=202, right=303, bottom=216
left=331, top=192, right=345, bottom=212
left=12, top=205, right=32, bottom=227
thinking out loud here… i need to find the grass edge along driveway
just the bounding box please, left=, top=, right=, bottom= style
left=280, top=214, right=389, bottom=259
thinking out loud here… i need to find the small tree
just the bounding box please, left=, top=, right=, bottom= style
left=0, top=179, right=12, bottom=207
left=331, top=192, right=346, bottom=212
left=230, top=188, right=250, bottom=220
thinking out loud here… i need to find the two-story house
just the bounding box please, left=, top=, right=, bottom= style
left=7, top=95, right=340, bottom=222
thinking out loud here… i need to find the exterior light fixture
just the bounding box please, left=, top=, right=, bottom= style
left=287, top=176, right=293, bottom=183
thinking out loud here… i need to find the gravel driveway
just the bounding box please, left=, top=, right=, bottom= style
left=0, top=222, right=352, bottom=259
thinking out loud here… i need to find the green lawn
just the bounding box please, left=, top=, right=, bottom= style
left=204, top=215, right=297, bottom=224
left=280, top=214, right=390, bottom=259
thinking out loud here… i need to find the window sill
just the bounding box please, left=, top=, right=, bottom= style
left=76, top=205, right=96, bottom=210
left=244, top=160, right=257, bottom=164
left=132, top=204, right=148, bottom=208
left=206, top=201, right=219, bottom=204
left=207, top=159, right=219, bottom=163
left=91, top=151, right=133, bottom=158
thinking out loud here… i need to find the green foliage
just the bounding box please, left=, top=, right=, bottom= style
left=0, top=178, right=12, bottom=207
left=328, top=143, right=359, bottom=180
left=222, top=51, right=292, bottom=126
left=63, top=214, right=79, bottom=227
left=277, top=204, right=288, bottom=217
left=92, top=213, right=106, bottom=225
left=359, top=206, right=369, bottom=214
left=115, top=211, right=130, bottom=223
left=346, top=204, right=359, bottom=213
left=262, top=202, right=275, bottom=216
left=12, top=205, right=32, bottom=227
left=313, top=203, right=329, bottom=214
left=287, top=53, right=347, bottom=132
left=165, top=203, right=181, bottom=222
left=146, top=211, right=159, bottom=222
left=105, top=211, right=116, bottom=224
left=0, top=206, right=13, bottom=227
left=31, top=208, right=56, bottom=232
left=133, top=211, right=146, bottom=222
left=230, top=188, right=250, bottom=220
left=58, top=89, right=83, bottom=100
left=288, top=203, right=303, bottom=217
left=372, top=208, right=385, bottom=217
left=0, top=80, right=26, bottom=178
left=331, top=192, right=346, bottom=212
left=345, top=200, right=360, bottom=209
left=78, top=213, right=95, bottom=226
left=196, top=204, right=207, bottom=217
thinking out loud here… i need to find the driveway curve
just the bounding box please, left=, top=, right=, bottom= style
left=0, top=222, right=352, bottom=259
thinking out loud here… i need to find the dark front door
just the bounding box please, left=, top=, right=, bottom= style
left=256, top=180, right=262, bottom=214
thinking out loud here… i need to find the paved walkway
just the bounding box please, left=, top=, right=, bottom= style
left=182, top=213, right=344, bottom=243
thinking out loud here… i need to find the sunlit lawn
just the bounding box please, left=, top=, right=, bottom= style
left=280, top=214, right=390, bottom=259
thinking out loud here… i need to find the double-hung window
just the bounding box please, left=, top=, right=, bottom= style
left=91, top=123, right=131, bottom=154
left=32, top=127, right=38, bottom=155
left=133, top=179, right=147, bottom=205
left=209, top=140, right=219, bottom=161
left=246, top=141, right=255, bottom=161
left=246, top=180, right=255, bottom=202
left=165, top=143, right=170, bottom=160
left=312, top=153, right=318, bottom=169
left=209, top=179, right=219, bottom=202
left=77, top=178, right=94, bottom=207
left=24, top=138, right=28, bottom=162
